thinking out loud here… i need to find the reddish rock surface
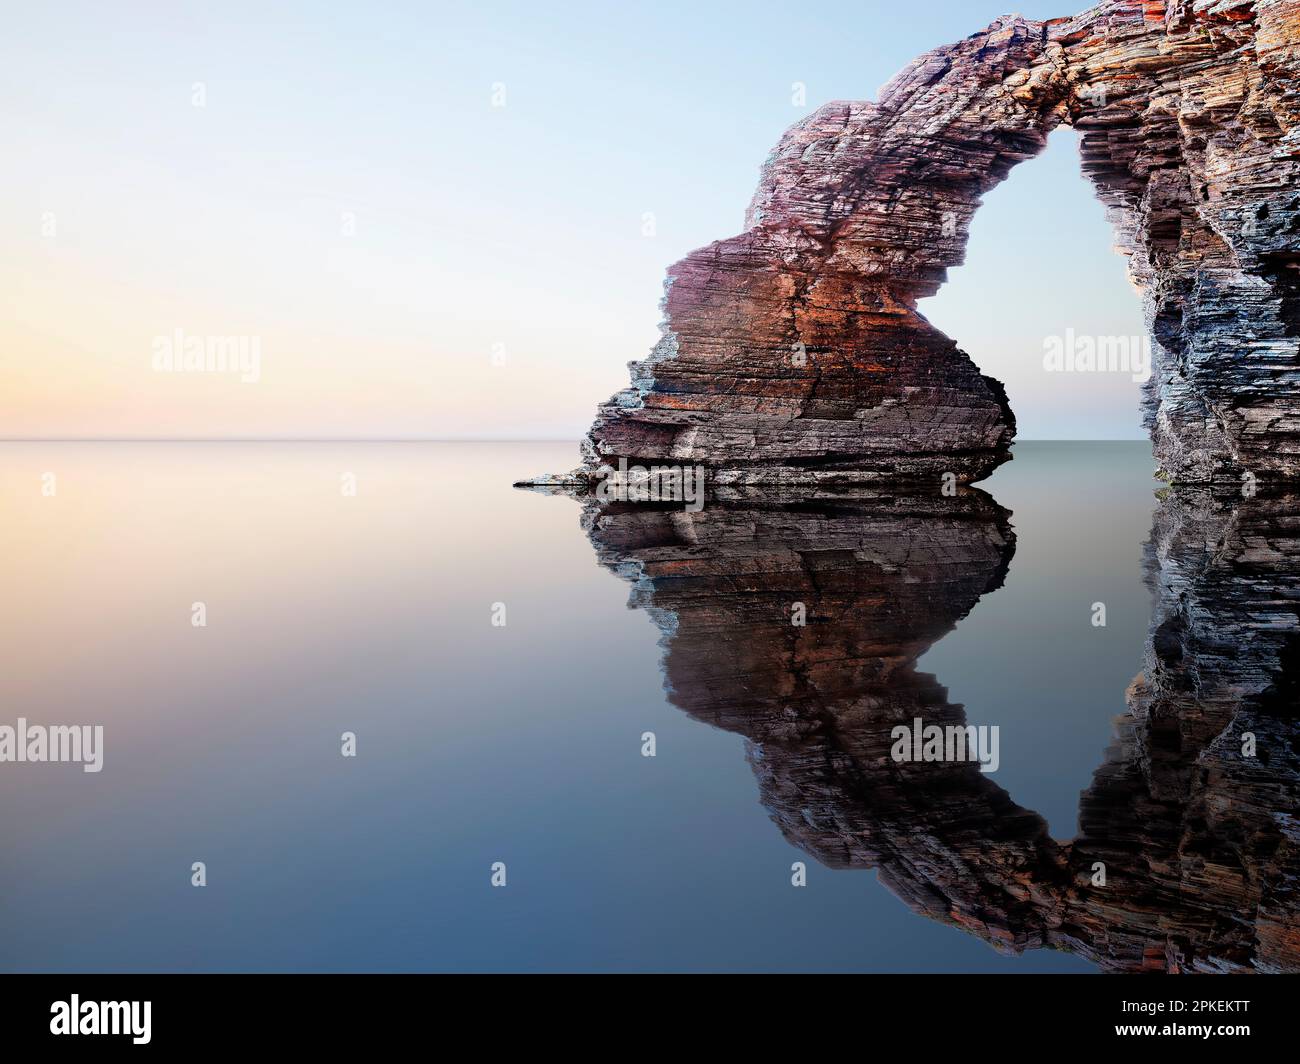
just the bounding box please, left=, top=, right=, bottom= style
left=566, top=1, right=1300, bottom=488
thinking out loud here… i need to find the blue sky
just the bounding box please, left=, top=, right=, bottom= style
left=1, top=1, right=1146, bottom=438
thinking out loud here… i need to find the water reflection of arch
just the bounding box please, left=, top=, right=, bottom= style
left=579, top=487, right=1300, bottom=973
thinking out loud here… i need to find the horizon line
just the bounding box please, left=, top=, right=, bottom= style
left=0, top=437, right=1151, bottom=444
left=0, top=437, right=584, bottom=443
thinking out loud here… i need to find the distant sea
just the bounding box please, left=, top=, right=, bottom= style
left=0, top=441, right=1159, bottom=972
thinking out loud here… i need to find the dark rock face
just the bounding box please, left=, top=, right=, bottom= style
left=581, top=488, right=1300, bottom=973
left=1107, top=488, right=1300, bottom=972
left=576, top=1, right=1300, bottom=488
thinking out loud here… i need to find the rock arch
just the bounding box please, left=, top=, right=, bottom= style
left=576, top=1, right=1300, bottom=488
left=578, top=488, right=1300, bottom=973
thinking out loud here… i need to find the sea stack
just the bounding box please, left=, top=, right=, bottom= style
left=553, top=1, right=1300, bottom=489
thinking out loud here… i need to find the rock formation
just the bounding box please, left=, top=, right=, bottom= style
left=1105, top=487, right=1300, bottom=971
left=579, top=488, right=1300, bottom=973
left=522, top=0, right=1300, bottom=970
left=561, top=1, right=1300, bottom=489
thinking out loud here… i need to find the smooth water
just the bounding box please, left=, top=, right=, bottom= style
left=0, top=441, right=1161, bottom=972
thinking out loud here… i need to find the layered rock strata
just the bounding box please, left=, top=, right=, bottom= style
left=580, top=488, right=1300, bottom=972
left=564, top=1, right=1300, bottom=488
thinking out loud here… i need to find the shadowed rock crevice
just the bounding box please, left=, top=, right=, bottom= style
left=564, top=1, right=1300, bottom=489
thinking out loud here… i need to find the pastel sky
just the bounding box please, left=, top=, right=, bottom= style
left=1, top=0, right=1148, bottom=440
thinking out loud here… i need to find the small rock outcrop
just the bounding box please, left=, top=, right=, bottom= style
left=567, top=1, right=1300, bottom=488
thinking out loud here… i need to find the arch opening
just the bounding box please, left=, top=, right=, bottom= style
left=922, top=127, right=1150, bottom=445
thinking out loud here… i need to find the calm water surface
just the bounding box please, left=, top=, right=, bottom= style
left=0, top=441, right=1162, bottom=972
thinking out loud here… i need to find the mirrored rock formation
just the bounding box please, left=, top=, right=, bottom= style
left=1102, top=488, right=1300, bottom=972
left=579, top=487, right=1300, bottom=972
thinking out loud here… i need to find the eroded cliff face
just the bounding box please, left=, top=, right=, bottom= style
left=581, top=489, right=1300, bottom=973
left=579, top=0, right=1300, bottom=488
